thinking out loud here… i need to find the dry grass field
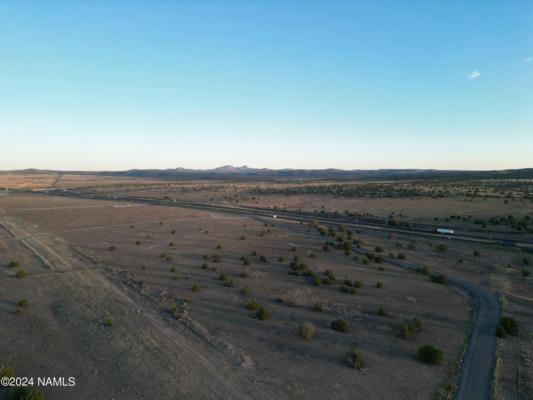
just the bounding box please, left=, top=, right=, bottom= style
left=1, top=175, right=532, bottom=399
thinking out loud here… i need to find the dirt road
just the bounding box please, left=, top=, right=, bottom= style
left=0, top=216, right=254, bottom=399
left=257, top=215, right=501, bottom=400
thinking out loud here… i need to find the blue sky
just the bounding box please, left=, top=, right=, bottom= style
left=1, top=1, right=531, bottom=171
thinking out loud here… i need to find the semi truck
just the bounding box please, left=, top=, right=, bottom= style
left=433, top=228, right=454, bottom=234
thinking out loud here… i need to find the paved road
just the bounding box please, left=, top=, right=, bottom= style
left=383, top=258, right=500, bottom=400
left=29, top=189, right=533, bottom=252
left=22, top=189, right=503, bottom=399
left=251, top=215, right=501, bottom=400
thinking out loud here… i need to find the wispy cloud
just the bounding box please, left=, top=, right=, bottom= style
left=525, top=57, right=533, bottom=63
left=468, top=70, right=481, bottom=79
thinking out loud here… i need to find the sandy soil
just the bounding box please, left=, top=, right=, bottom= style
left=0, top=193, right=474, bottom=399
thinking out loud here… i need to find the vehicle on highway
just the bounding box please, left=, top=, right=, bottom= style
left=433, top=228, right=454, bottom=234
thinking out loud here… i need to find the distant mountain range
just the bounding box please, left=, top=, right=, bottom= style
left=2, top=166, right=533, bottom=181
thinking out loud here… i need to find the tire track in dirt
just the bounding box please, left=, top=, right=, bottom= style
left=0, top=217, right=254, bottom=399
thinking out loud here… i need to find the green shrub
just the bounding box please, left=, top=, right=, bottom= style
left=408, top=317, right=423, bottom=333
left=259, top=255, right=268, bottom=262
left=473, top=250, right=481, bottom=257
left=192, top=284, right=200, bottom=292
left=340, top=286, right=357, bottom=295
left=523, top=257, right=531, bottom=265
left=278, top=257, right=285, bottom=262
left=331, top=319, right=350, bottom=333
left=219, top=273, right=227, bottom=281
left=240, top=287, right=249, bottom=295
left=203, top=254, right=209, bottom=260
left=7, top=387, right=45, bottom=400
left=142, top=264, right=147, bottom=270
left=322, top=276, right=335, bottom=285
left=354, top=281, right=363, bottom=288
left=500, top=316, right=518, bottom=335
left=298, top=321, right=315, bottom=339
left=212, top=254, right=221, bottom=263
left=397, top=253, right=406, bottom=260
left=168, top=305, right=182, bottom=319
left=363, top=258, right=369, bottom=265
left=8, top=261, right=19, bottom=268
left=216, top=244, right=222, bottom=250
left=166, top=256, right=173, bottom=261
left=400, top=322, right=410, bottom=339
left=173, top=275, right=180, bottom=280
left=430, top=274, right=447, bottom=285
left=375, top=246, right=384, bottom=253
left=15, top=270, right=26, bottom=279
left=171, top=230, right=176, bottom=235
left=254, top=307, right=270, bottom=320
left=347, top=347, right=363, bottom=369
left=309, top=253, right=316, bottom=258
left=496, top=324, right=506, bottom=338
left=343, top=279, right=352, bottom=286
left=105, top=318, right=113, bottom=327
left=18, top=299, right=28, bottom=307
left=109, top=245, right=116, bottom=251
left=251, top=250, right=257, bottom=256
left=417, top=345, right=442, bottom=365
left=314, top=302, right=323, bottom=312
left=0, top=366, right=14, bottom=378
left=170, top=267, right=176, bottom=272
left=240, top=235, right=246, bottom=240
left=135, top=240, right=141, bottom=246
left=378, top=307, right=387, bottom=316
left=240, top=272, right=248, bottom=278
left=436, top=244, right=448, bottom=253
left=224, top=280, right=235, bottom=288
left=247, top=301, right=259, bottom=310
left=168, top=241, right=174, bottom=247
left=202, top=263, right=208, bottom=269
left=312, top=276, right=322, bottom=286
left=376, top=282, right=383, bottom=288
left=421, top=265, right=432, bottom=275
left=522, top=268, right=531, bottom=277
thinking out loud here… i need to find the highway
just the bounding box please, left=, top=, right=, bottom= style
left=10, top=188, right=505, bottom=399
left=36, top=189, right=533, bottom=253
left=250, top=214, right=500, bottom=400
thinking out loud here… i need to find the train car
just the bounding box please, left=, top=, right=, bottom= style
left=433, top=228, right=454, bottom=234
